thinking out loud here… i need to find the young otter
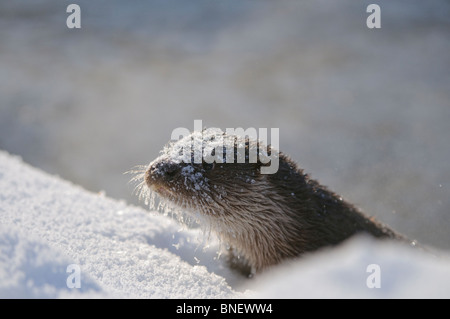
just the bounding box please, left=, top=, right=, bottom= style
left=131, top=129, right=408, bottom=275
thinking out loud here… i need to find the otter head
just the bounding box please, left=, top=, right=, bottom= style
left=138, top=129, right=305, bottom=273
left=144, top=129, right=274, bottom=216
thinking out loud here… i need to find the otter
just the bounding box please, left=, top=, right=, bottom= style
left=130, top=129, right=411, bottom=276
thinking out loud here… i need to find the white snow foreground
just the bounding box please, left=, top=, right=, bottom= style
left=252, top=237, right=450, bottom=299
left=1, top=150, right=450, bottom=299
left=0, top=150, right=239, bottom=298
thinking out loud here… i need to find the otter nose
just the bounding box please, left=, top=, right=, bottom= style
left=160, top=161, right=178, bottom=176
left=148, top=160, right=178, bottom=178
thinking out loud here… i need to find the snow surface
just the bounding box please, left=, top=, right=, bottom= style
left=0, top=150, right=241, bottom=298
left=252, top=237, right=450, bottom=299
left=1, top=150, right=450, bottom=298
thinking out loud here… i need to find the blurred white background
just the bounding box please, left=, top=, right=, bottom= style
left=1, top=0, right=449, bottom=249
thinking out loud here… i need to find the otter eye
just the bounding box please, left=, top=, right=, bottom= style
left=203, top=162, right=215, bottom=171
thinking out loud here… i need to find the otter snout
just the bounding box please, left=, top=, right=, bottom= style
left=145, top=159, right=179, bottom=188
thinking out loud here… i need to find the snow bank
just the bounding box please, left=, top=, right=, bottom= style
left=0, top=150, right=239, bottom=298
left=251, top=237, right=450, bottom=299
left=1, top=149, right=450, bottom=298
left=0, top=223, right=105, bottom=298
